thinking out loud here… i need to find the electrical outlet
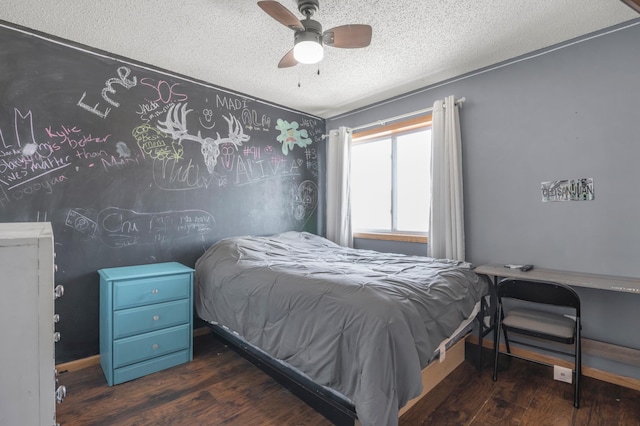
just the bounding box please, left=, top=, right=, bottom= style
left=553, top=365, right=573, bottom=384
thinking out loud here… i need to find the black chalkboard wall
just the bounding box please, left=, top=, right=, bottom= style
left=0, top=22, right=324, bottom=362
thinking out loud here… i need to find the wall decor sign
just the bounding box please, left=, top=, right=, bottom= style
left=541, top=178, right=594, bottom=202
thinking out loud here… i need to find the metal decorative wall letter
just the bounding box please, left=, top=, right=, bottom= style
left=541, top=178, right=594, bottom=202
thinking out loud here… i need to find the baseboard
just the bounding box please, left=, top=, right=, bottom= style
left=467, top=335, right=640, bottom=392
left=55, top=327, right=211, bottom=373
left=56, top=354, right=101, bottom=373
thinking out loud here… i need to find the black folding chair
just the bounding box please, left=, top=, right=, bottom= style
left=492, top=278, right=581, bottom=408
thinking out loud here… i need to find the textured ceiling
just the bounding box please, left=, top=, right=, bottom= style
left=2, top=0, right=638, bottom=118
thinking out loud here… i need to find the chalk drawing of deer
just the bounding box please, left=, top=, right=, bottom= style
left=157, top=103, right=249, bottom=174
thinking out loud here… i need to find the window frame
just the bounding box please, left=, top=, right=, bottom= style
left=351, top=115, right=432, bottom=244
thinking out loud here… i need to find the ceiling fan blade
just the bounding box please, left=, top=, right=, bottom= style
left=258, top=1, right=305, bottom=31
left=323, top=24, right=372, bottom=48
left=620, top=0, right=640, bottom=13
left=278, top=49, right=298, bottom=68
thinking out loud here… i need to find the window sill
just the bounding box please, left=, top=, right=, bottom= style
left=353, top=232, right=428, bottom=244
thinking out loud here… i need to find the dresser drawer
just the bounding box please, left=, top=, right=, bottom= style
left=113, top=299, right=190, bottom=339
left=113, top=273, right=190, bottom=310
left=113, top=324, right=190, bottom=368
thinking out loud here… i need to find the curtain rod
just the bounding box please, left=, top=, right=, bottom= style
left=348, top=97, right=465, bottom=133
left=322, top=97, right=465, bottom=139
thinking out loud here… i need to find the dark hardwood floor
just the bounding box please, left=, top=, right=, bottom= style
left=56, top=333, right=640, bottom=425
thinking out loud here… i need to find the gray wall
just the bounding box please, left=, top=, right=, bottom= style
left=327, top=21, right=640, bottom=379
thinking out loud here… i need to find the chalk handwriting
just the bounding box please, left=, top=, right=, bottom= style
left=243, top=145, right=261, bottom=160
left=152, top=157, right=220, bottom=191
left=132, top=123, right=184, bottom=160
left=101, top=155, right=140, bottom=172
left=216, top=94, right=247, bottom=112
left=91, top=207, right=216, bottom=248
left=305, top=147, right=319, bottom=178
left=300, top=117, right=317, bottom=128
left=140, top=78, right=188, bottom=104
left=136, top=99, right=160, bottom=119
left=77, top=66, right=137, bottom=119
left=4, top=173, right=68, bottom=201
left=241, top=108, right=271, bottom=131
left=14, top=109, right=38, bottom=149
left=0, top=154, right=70, bottom=175
left=0, top=109, right=75, bottom=202
left=1, top=109, right=38, bottom=150
left=45, top=125, right=111, bottom=149
left=234, top=155, right=301, bottom=186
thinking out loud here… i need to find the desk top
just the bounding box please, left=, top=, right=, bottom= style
left=475, top=264, right=640, bottom=294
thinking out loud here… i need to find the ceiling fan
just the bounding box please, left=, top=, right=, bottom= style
left=258, top=0, right=372, bottom=68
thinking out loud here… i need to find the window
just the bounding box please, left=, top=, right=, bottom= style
left=351, top=116, right=432, bottom=242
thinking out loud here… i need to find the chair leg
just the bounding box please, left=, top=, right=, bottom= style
left=503, top=327, right=511, bottom=354
left=478, top=321, right=483, bottom=371
left=477, top=299, right=485, bottom=371
left=493, top=305, right=503, bottom=381
left=574, top=320, right=581, bottom=408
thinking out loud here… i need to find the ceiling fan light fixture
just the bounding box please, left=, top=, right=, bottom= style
left=293, top=19, right=324, bottom=64
left=294, top=39, right=324, bottom=64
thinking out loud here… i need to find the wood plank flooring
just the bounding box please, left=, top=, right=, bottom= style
left=56, top=333, right=640, bottom=425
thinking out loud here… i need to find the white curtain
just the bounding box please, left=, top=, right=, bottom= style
left=429, top=95, right=465, bottom=260
left=326, top=126, right=353, bottom=247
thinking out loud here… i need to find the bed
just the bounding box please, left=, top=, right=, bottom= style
left=194, top=232, right=490, bottom=426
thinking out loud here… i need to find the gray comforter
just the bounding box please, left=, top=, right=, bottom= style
left=194, top=232, right=488, bottom=426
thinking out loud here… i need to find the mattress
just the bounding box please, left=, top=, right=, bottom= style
left=195, top=232, right=489, bottom=426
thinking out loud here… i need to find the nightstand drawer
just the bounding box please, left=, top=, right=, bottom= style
left=113, top=273, right=190, bottom=310
left=113, top=324, right=190, bottom=368
left=113, top=350, right=190, bottom=385
left=113, top=299, right=190, bottom=339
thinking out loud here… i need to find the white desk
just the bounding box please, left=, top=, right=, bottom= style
left=475, top=264, right=640, bottom=294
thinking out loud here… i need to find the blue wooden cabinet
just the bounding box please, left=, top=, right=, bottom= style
left=99, top=262, right=194, bottom=386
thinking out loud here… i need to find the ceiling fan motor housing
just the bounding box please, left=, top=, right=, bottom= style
left=298, top=0, right=319, bottom=17
left=297, top=18, right=322, bottom=37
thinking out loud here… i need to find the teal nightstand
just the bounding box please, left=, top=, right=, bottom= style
left=99, top=262, right=194, bottom=386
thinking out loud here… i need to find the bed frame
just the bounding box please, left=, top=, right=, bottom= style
left=205, top=296, right=493, bottom=425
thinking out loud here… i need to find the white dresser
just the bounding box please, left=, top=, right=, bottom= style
left=0, top=222, right=64, bottom=425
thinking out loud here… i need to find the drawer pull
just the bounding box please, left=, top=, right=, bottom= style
left=53, top=314, right=60, bottom=323
left=56, top=385, right=66, bottom=404
left=54, top=285, right=64, bottom=299
left=152, top=288, right=159, bottom=294
left=153, top=315, right=160, bottom=321
left=152, top=344, right=159, bottom=350
left=54, top=332, right=61, bottom=343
